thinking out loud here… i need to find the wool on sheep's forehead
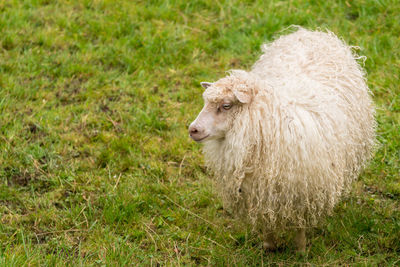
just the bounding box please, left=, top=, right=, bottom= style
left=202, top=72, right=260, bottom=105
left=196, top=27, right=376, bottom=234
left=202, top=75, right=254, bottom=103
left=202, top=87, right=234, bottom=103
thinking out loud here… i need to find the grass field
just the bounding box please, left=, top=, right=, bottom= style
left=0, top=0, right=399, bottom=265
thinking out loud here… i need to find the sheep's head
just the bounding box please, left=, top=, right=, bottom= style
left=189, top=72, right=256, bottom=142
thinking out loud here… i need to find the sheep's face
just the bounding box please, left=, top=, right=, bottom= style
left=189, top=77, right=253, bottom=143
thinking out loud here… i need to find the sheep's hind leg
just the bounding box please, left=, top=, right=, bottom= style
left=262, top=232, right=277, bottom=252
left=294, top=228, right=306, bottom=253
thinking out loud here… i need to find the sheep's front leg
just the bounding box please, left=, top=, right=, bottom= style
left=262, top=232, right=277, bottom=251
left=294, top=228, right=306, bottom=252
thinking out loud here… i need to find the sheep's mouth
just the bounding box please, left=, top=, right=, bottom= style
left=192, top=134, right=210, bottom=142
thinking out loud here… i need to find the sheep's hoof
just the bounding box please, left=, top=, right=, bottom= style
left=296, top=246, right=306, bottom=254
left=262, top=241, right=277, bottom=252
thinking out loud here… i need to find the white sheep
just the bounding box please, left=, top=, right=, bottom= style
left=188, top=28, right=376, bottom=252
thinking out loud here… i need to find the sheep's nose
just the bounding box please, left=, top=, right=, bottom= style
left=188, top=124, right=206, bottom=141
left=189, top=124, right=199, bottom=137
left=189, top=126, right=199, bottom=136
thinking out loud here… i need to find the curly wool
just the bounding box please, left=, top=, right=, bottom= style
left=202, top=28, right=376, bottom=233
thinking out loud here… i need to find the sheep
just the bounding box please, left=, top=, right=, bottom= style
left=188, top=27, right=376, bottom=252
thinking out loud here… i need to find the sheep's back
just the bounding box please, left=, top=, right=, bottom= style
left=251, top=28, right=375, bottom=183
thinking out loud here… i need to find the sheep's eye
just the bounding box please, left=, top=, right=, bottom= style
left=222, top=103, right=232, bottom=110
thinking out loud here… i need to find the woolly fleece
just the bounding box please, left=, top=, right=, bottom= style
left=200, top=28, right=376, bottom=233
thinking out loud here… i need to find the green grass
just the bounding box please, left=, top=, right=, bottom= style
left=0, top=0, right=399, bottom=265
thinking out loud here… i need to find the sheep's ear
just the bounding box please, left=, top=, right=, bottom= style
left=233, top=87, right=252, bottom=104
left=200, top=82, right=212, bottom=89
